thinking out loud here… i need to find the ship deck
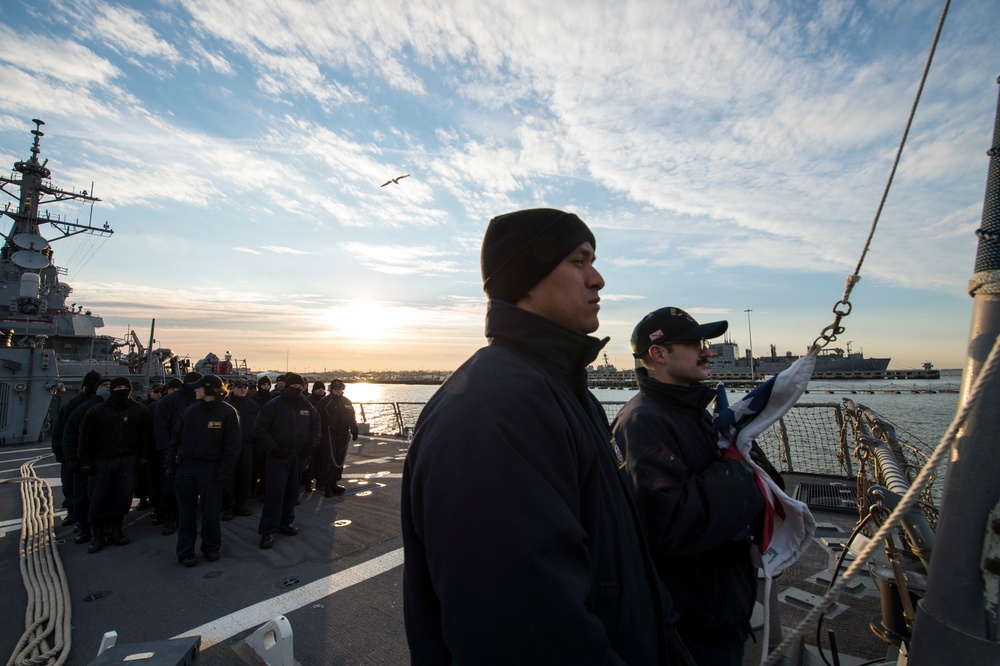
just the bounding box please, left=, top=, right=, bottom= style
left=1, top=442, right=899, bottom=665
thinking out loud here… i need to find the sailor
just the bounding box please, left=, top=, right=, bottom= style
left=162, top=377, right=184, bottom=395
left=612, top=307, right=774, bottom=665
left=143, top=384, right=164, bottom=406
left=270, top=374, right=286, bottom=398
left=77, top=378, right=153, bottom=553
left=401, top=208, right=687, bottom=663
left=133, top=384, right=164, bottom=510
left=51, top=369, right=103, bottom=528
left=223, top=377, right=260, bottom=519
left=316, top=379, right=358, bottom=497
left=300, top=380, right=329, bottom=492
left=166, top=375, right=241, bottom=567
left=249, top=376, right=274, bottom=496
left=152, top=371, right=203, bottom=536
left=61, top=377, right=112, bottom=547
left=253, top=372, right=320, bottom=549
left=251, top=376, right=273, bottom=407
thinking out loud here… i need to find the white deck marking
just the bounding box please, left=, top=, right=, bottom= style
left=173, top=547, right=405, bottom=649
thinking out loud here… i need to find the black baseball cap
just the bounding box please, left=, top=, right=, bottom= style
left=190, top=375, right=224, bottom=390
left=631, top=307, right=728, bottom=357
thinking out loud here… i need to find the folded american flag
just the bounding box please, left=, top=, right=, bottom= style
left=714, top=350, right=818, bottom=578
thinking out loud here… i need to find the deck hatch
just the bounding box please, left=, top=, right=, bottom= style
left=794, top=482, right=858, bottom=513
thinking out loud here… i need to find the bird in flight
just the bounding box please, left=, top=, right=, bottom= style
left=381, top=174, right=410, bottom=187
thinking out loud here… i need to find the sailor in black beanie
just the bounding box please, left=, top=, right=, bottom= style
left=402, top=208, right=686, bottom=663
left=52, top=370, right=104, bottom=528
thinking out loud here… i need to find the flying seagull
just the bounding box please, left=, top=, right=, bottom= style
left=381, top=174, right=410, bottom=187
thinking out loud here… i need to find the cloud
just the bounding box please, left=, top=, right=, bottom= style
left=341, top=242, right=462, bottom=276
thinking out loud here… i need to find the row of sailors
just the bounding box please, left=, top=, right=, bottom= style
left=50, top=370, right=358, bottom=566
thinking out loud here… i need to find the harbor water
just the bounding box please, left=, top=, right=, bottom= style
left=342, top=378, right=960, bottom=451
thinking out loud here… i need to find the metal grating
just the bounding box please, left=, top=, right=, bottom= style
left=794, top=482, right=858, bottom=513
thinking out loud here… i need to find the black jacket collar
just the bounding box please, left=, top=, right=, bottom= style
left=485, top=300, right=608, bottom=398
left=635, top=366, right=716, bottom=414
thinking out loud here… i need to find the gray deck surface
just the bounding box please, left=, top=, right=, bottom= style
left=2, top=445, right=896, bottom=665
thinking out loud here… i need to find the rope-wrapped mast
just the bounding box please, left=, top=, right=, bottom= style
left=909, top=75, right=1000, bottom=664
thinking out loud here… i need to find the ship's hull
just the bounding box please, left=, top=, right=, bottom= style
left=710, top=355, right=891, bottom=380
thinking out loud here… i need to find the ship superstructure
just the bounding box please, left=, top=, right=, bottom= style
left=0, top=120, right=178, bottom=445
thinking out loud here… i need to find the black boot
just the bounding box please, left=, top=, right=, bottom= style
left=162, top=514, right=177, bottom=536
left=109, top=519, right=129, bottom=546
left=88, top=524, right=107, bottom=554
left=74, top=522, right=92, bottom=544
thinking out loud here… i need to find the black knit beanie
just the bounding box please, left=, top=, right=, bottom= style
left=481, top=208, right=596, bottom=303
left=109, top=377, right=133, bottom=392
left=82, top=370, right=103, bottom=393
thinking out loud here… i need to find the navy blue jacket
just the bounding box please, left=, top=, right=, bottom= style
left=62, top=395, right=104, bottom=462
left=78, top=396, right=153, bottom=464
left=153, top=387, right=198, bottom=452
left=253, top=392, right=320, bottom=457
left=225, top=394, right=260, bottom=450
left=167, top=399, right=241, bottom=473
left=612, top=370, right=764, bottom=643
left=51, top=390, right=94, bottom=460
left=402, top=300, right=678, bottom=665
left=317, top=394, right=358, bottom=438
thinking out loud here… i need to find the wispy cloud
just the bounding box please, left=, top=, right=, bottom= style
left=0, top=0, right=993, bottom=370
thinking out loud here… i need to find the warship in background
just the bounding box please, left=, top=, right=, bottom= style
left=0, top=119, right=187, bottom=446
left=708, top=338, right=893, bottom=380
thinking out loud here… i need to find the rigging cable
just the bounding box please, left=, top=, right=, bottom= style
left=763, top=332, right=1000, bottom=666
left=763, top=2, right=955, bottom=663
left=811, top=0, right=952, bottom=353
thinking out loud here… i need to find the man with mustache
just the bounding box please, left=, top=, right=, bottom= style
left=612, top=308, right=766, bottom=665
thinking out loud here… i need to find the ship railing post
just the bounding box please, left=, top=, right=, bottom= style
left=776, top=416, right=793, bottom=474
left=393, top=403, right=404, bottom=437
left=834, top=403, right=852, bottom=478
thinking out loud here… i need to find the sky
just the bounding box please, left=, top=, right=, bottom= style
left=0, top=0, right=997, bottom=374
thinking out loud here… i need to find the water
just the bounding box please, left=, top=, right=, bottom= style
left=345, top=379, right=960, bottom=449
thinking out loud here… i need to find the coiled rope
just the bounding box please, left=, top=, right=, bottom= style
left=764, top=333, right=1000, bottom=665
left=4, top=456, right=72, bottom=666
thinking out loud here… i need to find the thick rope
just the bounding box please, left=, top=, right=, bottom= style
left=968, top=269, right=1000, bottom=297
left=812, top=0, right=952, bottom=351
left=4, top=457, right=72, bottom=666
left=763, top=333, right=1000, bottom=665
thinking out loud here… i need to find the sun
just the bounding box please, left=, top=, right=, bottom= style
left=319, top=300, right=400, bottom=343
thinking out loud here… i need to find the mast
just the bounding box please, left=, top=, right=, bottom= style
left=908, top=76, right=1000, bottom=663
left=0, top=119, right=113, bottom=250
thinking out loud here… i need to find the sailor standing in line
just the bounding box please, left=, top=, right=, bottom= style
left=51, top=370, right=103, bottom=528
left=316, top=379, right=358, bottom=497
left=133, top=383, right=163, bottom=511
left=222, top=377, right=260, bottom=519
left=167, top=375, right=241, bottom=567
left=77, top=378, right=153, bottom=553
left=254, top=372, right=320, bottom=549
left=152, top=371, right=203, bottom=536
left=61, top=377, right=111, bottom=547
left=248, top=376, right=274, bottom=498
left=300, top=380, right=328, bottom=492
